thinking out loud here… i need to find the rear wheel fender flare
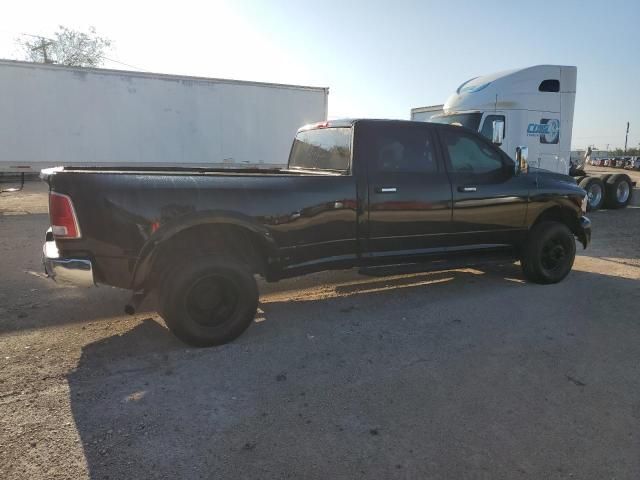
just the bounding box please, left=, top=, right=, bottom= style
left=130, top=214, right=278, bottom=290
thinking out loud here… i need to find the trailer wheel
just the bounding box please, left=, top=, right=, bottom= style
left=604, top=174, right=633, bottom=209
left=599, top=174, right=612, bottom=184
left=521, top=221, right=576, bottom=284
left=579, top=177, right=605, bottom=211
left=159, top=258, right=258, bottom=347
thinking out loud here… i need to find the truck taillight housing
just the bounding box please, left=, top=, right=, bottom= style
left=49, top=192, right=81, bottom=239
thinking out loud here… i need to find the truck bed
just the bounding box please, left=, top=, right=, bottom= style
left=41, top=165, right=344, bottom=179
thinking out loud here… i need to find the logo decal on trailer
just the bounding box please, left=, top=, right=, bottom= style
left=527, top=119, right=560, bottom=144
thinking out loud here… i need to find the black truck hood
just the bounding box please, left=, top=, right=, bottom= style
left=528, top=167, right=577, bottom=185
left=528, top=167, right=586, bottom=197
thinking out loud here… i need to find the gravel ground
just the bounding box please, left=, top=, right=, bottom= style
left=1, top=168, right=639, bottom=479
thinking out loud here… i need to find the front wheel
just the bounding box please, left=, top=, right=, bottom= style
left=521, top=221, right=576, bottom=284
left=159, top=258, right=258, bottom=347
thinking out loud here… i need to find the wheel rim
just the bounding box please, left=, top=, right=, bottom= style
left=185, top=275, right=239, bottom=327
left=540, top=235, right=571, bottom=272
left=587, top=183, right=602, bottom=208
left=616, top=181, right=630, bottom=203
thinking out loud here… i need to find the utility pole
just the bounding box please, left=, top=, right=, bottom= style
left=624, top=122, right=629, bottom=153
left=31, top=37, right=54, bottom=64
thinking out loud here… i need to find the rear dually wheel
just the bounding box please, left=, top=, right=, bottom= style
left=159, top=258, right=259, bottom=347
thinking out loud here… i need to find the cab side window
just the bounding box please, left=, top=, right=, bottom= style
left=440, top=128, right=508, bottom=179
left=539, top=79, right=560, bottom=92
left=480, top=115, right=505, bottom=142
left=362, top=123, right=439, bottom=174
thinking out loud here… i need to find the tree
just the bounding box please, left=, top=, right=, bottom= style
left=19, top=26, right=111, bottom=68
left=609, top=147, right=639, bottom=157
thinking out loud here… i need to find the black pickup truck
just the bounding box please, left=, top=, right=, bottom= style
left=42, top=119, right=591, bottom=346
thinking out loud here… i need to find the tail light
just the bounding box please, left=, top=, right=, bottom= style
left=49, top=192, right=81, bottom=239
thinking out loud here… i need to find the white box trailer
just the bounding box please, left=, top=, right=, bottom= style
left=410, top=104, right=443, bottom=122
left=412, top=65, right=634, bottom=210
left=0, top=60, right=328, bottom=173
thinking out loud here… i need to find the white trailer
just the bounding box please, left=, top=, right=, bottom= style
left=414, top=65, right=634, bottom=210
left=410, top=104, right=443, bottom=122
left=0, top=60, right=328, bottom=173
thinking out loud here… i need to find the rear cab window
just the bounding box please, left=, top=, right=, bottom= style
left=288, top=126, right=352, bottom=173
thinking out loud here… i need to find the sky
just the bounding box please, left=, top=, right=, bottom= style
left=1, top=0, right=638, bottom=150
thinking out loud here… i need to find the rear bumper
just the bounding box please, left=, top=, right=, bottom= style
left=577, top=216, right=591, bottom=249
left=42, top=228, right=95, bottom=287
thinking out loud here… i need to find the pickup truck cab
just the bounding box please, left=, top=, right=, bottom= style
left=42, top=119, right=591, bottom=346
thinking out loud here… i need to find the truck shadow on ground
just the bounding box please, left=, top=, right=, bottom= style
left=0, top=284, right=145, bottom=334
left=66, top=263, right=640, bottom=479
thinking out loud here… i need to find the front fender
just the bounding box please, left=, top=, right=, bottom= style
left=528, top=199, right=590, bottom=250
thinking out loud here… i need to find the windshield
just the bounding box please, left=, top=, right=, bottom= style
left=288, top=127, right=351, bottom=172
left=430, top=112, right=482, bottom=132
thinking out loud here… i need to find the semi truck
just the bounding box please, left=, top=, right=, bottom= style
left=412, top=65, right=634, bottom=211
left=0, top=60, right=328, bottom=174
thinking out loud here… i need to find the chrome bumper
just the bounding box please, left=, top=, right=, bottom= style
left=42, top=229, right=95, bottom=287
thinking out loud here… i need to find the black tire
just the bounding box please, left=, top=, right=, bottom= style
left=579, top=177, right=605, bottom=211
left=159, top=258, right=258, bottom=347
left=521, top=221, right=576, bottom=284
left=604, top=174, right=633, bottom=209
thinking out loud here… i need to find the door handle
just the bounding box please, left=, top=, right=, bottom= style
left=458, top=186, right=477, bottom=192
left=376, top=187, right=398, bottom=193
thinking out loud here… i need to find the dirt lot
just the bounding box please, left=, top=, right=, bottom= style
left=1, top=168, right=639, bottom=479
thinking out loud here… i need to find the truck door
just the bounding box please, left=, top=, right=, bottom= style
left=359, top=121, right=453, bottom=256
left=436, top=125, right=530, bottom=247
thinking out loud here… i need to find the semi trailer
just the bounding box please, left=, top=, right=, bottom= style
left=0, top=60, right=328, bottom=174
left=412, top=65, right=634, bottom=210
left=409, top=104, right=443, bottom=122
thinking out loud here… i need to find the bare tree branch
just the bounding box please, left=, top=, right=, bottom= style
left=17, top=26, right=112, bottom=68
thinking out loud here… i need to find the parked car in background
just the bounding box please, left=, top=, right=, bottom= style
left=625, top=157, right=640, bottom=170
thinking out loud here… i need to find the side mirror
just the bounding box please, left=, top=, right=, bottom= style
left=492, top=120, right=504, bottom=145
left=515, top=146, right=529, bottom=175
